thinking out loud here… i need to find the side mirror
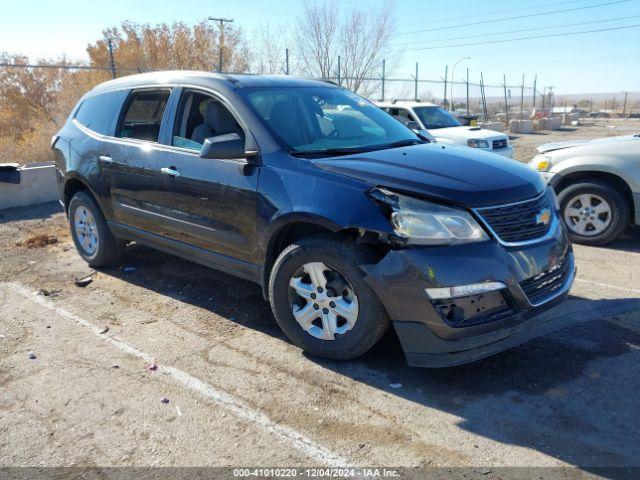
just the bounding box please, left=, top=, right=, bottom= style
left=200, top=133, right=258, bottom=163
left=405, top=120, right=420, bottom=132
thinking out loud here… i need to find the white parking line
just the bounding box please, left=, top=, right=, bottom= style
left=5, top=281, right=349, bottom=467
left=575, top=278, right=640, bottom=296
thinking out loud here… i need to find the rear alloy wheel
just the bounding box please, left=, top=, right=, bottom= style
left=558, top=180, right=630, bottom=245
left=269, top=236, right=389, bottom=360
left=68, top=191, right=125, bottom=267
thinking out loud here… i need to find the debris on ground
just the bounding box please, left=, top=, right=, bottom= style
left=74, top=272, right=96, bottom=287
left=111, top=364, right=119, bottom=369
left=37, top=288, right=60, bottom=297
left=17, top=234, right=58, bottom=248
left=123, top=266, right=136, bottom=273
left=146, top=361, right=158, bottom=371
left=27, top=350, right=37, bottom=360
left=160, top=397, right=170, bottom=404
left=98, top=326, right=109, bottom=334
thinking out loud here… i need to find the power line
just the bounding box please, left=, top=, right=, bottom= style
left=406, top=23, right=640, bottom=51
left=391, top=14, right=640, bottom=47
left=401, top=0, right=597, bottom=28
left=394, top=0, right=632, bottom=36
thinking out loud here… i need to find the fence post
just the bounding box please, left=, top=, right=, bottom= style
left=480, top=72, right=487, bottom=123
left=414, top=62, right=418, bottom=101
left=532, top=74, right=537, bottom=113
left=107, top=39, right=116, bottom=79
left=443, top=65, right=448, bottom=109
left=520, top=74, right=525, bottom=120
left=285, top=48, right=289, bottom=75
left=466, top=67, right=469, bottom=115
left=381, top=59, right=386, bottom=101
left=503, top=74, right=509, bottom=127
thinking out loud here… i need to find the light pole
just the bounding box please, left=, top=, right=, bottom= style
left=208, top=16, right=234, bottom=72
left=450, top=56, right=470, bottom=112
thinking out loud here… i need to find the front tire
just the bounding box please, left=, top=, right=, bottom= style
left=557, top=180, right=630, bottom=246
left=268, top=236, right=389, bottom=360
left=68, top=191, right=125, bottom=267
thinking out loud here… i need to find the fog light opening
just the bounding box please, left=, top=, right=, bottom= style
left=426, top=281, right=507, bottom=300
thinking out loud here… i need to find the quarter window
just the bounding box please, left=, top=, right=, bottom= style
left=74, top=91, right=127, bottom=136
left=117, top=90, right=171, bottom=142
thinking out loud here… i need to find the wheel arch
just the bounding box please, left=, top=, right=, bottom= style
left=553, top=170, right=635, bottom=222
left=63, top=176, right=101, bottom=214
left=260, top=214, right=362, bottom=299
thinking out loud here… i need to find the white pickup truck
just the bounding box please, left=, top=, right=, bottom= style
left=377, top=101, right=513, bottom=158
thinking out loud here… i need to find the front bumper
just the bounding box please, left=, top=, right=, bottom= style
left=483, top=145, right=514, bottom=158
left=363, top=219, right=575, bottom=367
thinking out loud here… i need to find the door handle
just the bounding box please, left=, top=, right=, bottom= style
left=160, top=166, right=181, bottom=177
left=98, top=155, right=113, bottom=163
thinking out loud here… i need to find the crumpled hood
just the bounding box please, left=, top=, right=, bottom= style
left=537, top=134, right=639, bottom=153
left=312, top=143, right=545, bottom=208
left=431, top=126, right=508, bottom=143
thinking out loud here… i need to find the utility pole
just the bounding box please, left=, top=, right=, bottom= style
left=208, top=17, right=234, bottom=72
left=107, top=39, right=116, bottom=79
left=622, top=91, right=628, bottom=117
left=480, top=72, right=488, bottom=123
left=337, top=56, right=342, bottom=85
left=541, top=86, right=546, bottom=116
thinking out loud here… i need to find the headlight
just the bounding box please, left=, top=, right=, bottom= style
left=531, top=154, right=552, bottom=172
left=467, top=139, right=489, bottom=148
left=369, top=188, right=489, bottom=245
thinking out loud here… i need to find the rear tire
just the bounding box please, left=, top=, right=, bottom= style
left=268, top=236, right=389, bottom=360
left=557, top=180, right=630, bottom=246
left=68, top=191, right=125, bottom=267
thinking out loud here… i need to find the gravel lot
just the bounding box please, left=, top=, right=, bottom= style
left=510, top=117, right=640, bottom=162
left=1, top=122, right=639, bottom=475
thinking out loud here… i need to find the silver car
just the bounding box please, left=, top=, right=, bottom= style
left=529, top=134, right=640, bottom=245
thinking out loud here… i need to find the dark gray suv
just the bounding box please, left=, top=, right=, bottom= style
left=53, top=71, right=574, bottom=367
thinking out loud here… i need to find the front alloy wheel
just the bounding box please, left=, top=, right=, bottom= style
left=269, top=236, right=389, bottom=360
left=563, top=193, right=611, bottom=237
left=289, top=262, right=359, bottom=340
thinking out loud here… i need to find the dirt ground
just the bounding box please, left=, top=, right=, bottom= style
left=509, top=117, right=640, bottom=162
left=1, top=123, right=640, bottom=476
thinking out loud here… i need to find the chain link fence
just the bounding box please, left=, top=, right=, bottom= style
left=1, top=61, right=546, bottom=166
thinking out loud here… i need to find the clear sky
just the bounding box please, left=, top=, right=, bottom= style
left=1, top=0, right=639, bottom=95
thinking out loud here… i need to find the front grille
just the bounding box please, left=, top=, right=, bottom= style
left=492, top=139, right=508, bottom=149
left=476, top=190, right=554, bottom=243
left=520, top=255, right=571, bottom=304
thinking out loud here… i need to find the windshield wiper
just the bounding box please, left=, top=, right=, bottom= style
left=382, top=138, right=426, bottom=148
left=288, top=147, right=374, bottom=158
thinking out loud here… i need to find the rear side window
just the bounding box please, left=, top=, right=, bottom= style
left=74, top=91, right=126, bottom=136
left=117, top=90, right=171, bottom=142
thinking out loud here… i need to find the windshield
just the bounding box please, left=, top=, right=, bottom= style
left=239, top=86, right=420, bottom=155
left=413, top=106, right=461, bottom=129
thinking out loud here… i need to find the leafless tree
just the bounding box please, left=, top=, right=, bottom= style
left=252, top=22, right=296, bottom=75
left=295, top=0, right=395, bottom=94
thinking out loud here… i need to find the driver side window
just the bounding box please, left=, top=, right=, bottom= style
left=172, top=91, right=244, bottom=151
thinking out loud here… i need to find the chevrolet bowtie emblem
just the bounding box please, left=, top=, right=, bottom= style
left=536, top=208, right=552, bottom=226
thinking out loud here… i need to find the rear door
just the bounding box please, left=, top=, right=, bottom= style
left=154, top=87, right=260, bottom=273
left=105, top=88, right=172, bottom=236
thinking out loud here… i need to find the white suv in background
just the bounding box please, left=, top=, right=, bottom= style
left=377, top=101, right=513, bottom=158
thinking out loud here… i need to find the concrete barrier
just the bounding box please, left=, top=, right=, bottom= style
left=0, top=162, right=58, bottom=211
left=535, top=117, right=562, bottom=131
left=509, top=119, right=534, bottom=134
left=479, top=122, right=504, bottom=132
